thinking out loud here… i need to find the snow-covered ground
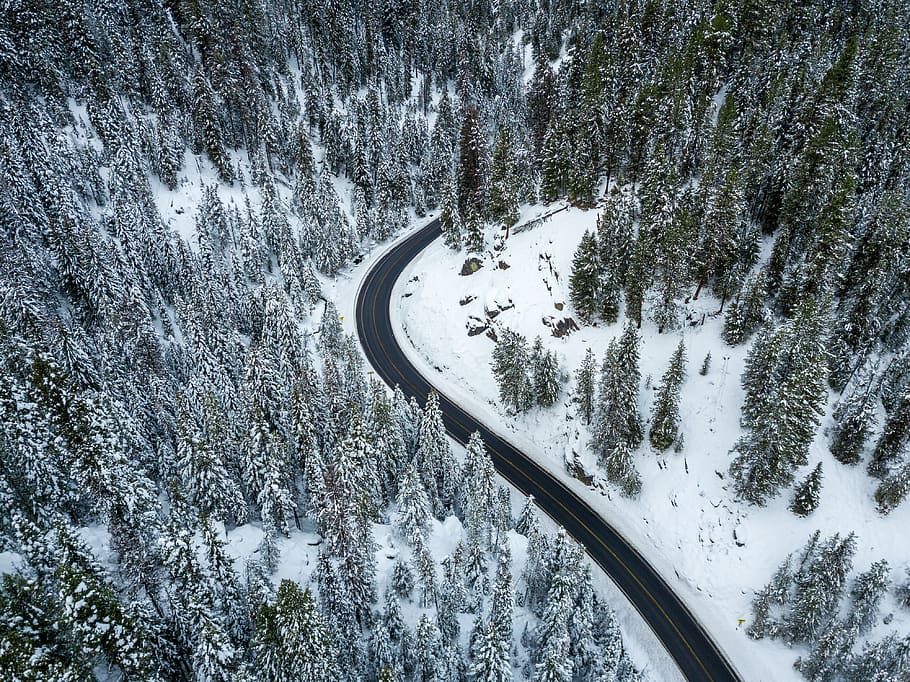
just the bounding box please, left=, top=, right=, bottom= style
left=392, top=204, right=910, bottom=681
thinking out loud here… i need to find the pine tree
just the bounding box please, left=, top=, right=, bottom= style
left=392, top=559, right=415, bottom=599
left=488, top=130, right=519, bottom=228
left=591, top=325, right=643, bottom=492
left=596, top=199, right=633, bottom=324
left=491, top=328, right=534, bottom=413
left=789, top=463, right=823, bottom=516
left=574, top=348, right=597, bottom=425
left=874, top=461, right=910, bottom=514
left=730, top=300, right=829, bottom=505
left=830, top=370, right=878, bottom=465
left=415, top=391, right=459, bottom=516
left=699, top=352, right=712, bottom=376
left=569, top=230, right=600, bottom=323
left=441, top=176, right=463, bottom=250
left=464, top=206, right=485, bottom=254
left=458, top=105, right=489, bottom=219
left=847, top=560, right=890, bottom=634
left=786, top=532, right=856, bottom=643
left=469, top=620, right=511, bottom=682
left=532, top=343, right=560, bottom=408
left=723, top=270, right=769, bottom=345
left=395, top=464, right=432, bottom=550
left=254, top=581, right=339, bottom=681
left=649, top=340, right=686, bottom=451
left=868, top=385, right=910, bottom=479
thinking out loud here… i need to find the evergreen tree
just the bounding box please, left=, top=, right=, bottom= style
left=531, top=339, right=560, bottom=408
left=488, top=130, right=519, bottom=228
left=492, top=328, right=534, bottom=413
left=699, top=352, right=711, bottom=376
left=464, top=206, right=486, bottom=254
left=395, top=463, right=432, bottom=550
left=458, top=106, right=489, bottom=219
left=847, top=560, right=890, bottom=634
left=868, top=385, right=910, bottom=479
left=874, top=461, right=910, bottom=514
left=830, top=369, right=878, bottom=465
left=574, top=348, right=597, bottom=425
left=649, top=340, right=686, bottom=451
left=591, top=325, right=643, bottom=493
left=253, top=581, right=339, bottom=681
left=569, top=230, right=600, bottom=323
left=441, top=176, right=463, bottom=250
left=789, top=463, right=823, bottom=517
left=730, top=300, right=829, bottom=505
left=723, top=270, right=769, bottom=345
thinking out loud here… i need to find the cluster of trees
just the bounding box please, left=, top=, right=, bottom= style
left=0, top=0, right=650, bottom=678
left=491, top=330, right=561, bottom=413
left=749, top=531, right=909, bottom=680
left=561, top=0, right=910, bottom=513
left=573, top=327, right=688, bottom=496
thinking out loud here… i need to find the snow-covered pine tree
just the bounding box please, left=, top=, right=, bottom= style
left=648, top=339, right=686, bottom=451
left=789, top=462, right=823, bottom=517
left=830, top=368, right=879, bottom=465
left=531, top=340, right=561, bottom=408
left=591, top=324, right=643, bottom=493
left=847, top=559, right=890, bottom=634
left=723, top=270, right=769, bottom=345
left=458, top=105, right=489, bottom=219
left=441, top=175, right=463, bottom=250
left=730, top=299, right=829, bottom=505
left=574, top=348, right=597, bottom=425
left=491, top=328, right=534, bottom=413
left=570, top=230, right=600, bottom=323
left=488, top=130, right=519, bottom=229
left=395, top=463, right=432, bottom=550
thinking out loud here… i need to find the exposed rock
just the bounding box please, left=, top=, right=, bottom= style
left=485, top=327, right=498, bottom=342
left=550, top=317, right=580, bottom=338
left=498, top=260, right=510, bottom=269
left=459, top=294, right=477, bottom=306
left=466, top=316, right=488, bottom=336
left=459, top=257, right=483, bottom=276
left=554, top=301, right=564, bottom=311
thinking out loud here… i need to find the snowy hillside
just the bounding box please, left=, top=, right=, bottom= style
left=396, top=206, right=910, bottom=681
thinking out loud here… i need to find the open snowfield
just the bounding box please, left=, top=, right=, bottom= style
left=392, top=205, right=910, bottom=681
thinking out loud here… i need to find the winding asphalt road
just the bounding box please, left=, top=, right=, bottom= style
left=355, top=218, right=742, bottom=682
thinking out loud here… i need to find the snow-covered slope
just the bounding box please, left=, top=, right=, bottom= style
left=394, top=205, right=910, bottom=681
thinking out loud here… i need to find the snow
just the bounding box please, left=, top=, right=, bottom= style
left=390, top=205, right=910, bottom=681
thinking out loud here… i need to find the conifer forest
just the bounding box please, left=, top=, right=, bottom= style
left=1, top=0, right=909, bottom=680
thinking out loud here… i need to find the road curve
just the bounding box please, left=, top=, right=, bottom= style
left=355, top=218, right=742, bottom=682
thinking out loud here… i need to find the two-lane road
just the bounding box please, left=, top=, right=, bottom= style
left=355, top=218, right=742, bottom=682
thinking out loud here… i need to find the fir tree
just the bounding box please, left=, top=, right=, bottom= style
left=441, top=176, right=463, bottom=250
left=574, top=348, right=597, bottom=425
left=830, top=371, right=878, bottom=465
left=847, top=560, right=890, bottom=634
left=492, top=328, right=534, bottom=413
left=531, top=340, right=560, bottom=408
left=789, top=463, right=823, bottom=517
left=591, top=325, right=643, bottom=492
left=699, top=352, right=712, bottom=376
left=649, top=340, right=686, bottom=451
left=730, top=300, right=829, bottom=505
left=569, top=230, right=600, bottom=323
left=395, top=464, right=432, bottom=550
left=458, top=105, right=489, bottom=219
left=488, top=130, right=519, bottom=228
